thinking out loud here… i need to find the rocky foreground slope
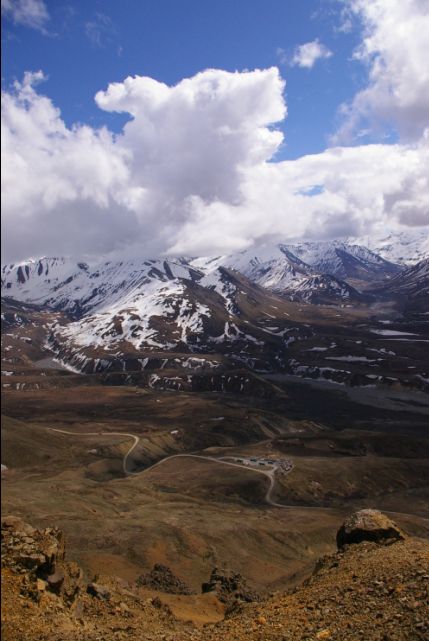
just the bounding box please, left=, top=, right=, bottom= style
left=1, top=510, right=428, bottom=641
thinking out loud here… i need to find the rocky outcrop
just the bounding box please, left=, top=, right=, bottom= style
left=336, top=509, right=405, bottom=549
left=202, top=567, right=259, bottom=606
left=1, top=515, right=184, bottom=641
left=200, top=532, right=429, bottom=641
left=1, top=515, right=83, bottom=606
left=2, top=513, right=428, bottom=641
left=136, top=563, right=194, bottom=595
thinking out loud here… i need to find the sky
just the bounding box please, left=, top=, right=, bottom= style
left=1, top=0, right=429, bottom=261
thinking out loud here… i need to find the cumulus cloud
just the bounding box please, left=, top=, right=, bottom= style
left=95, top=68, right=285, bottom=205
left=1, top=61, right=428, bottom=262
left=1, top=0, right=49, bottom=32
left=1, top=68, right=288, bottom=261
left=1, top=72, right=137, bottom=260
left=168, top=136, right=429, bottom=254
left=290, top=39, right=332, bottom=68
left=333, top=0, right=429, bottom=143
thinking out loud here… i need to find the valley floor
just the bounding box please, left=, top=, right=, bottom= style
left=2, top=380, right=429, bottom=598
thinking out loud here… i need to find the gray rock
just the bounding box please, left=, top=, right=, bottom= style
left=337, top=509, right=405, bottom=548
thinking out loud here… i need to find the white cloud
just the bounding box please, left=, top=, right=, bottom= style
left=276, top=47, right=288, bottom=65
left=168, top=135, right=429, bottom=254
left=85, top=12, right=116, bottom=48
left=333, top=0, right=429, bottom=143
left=1, top=64, right=428, bottom=263
left=291, top=39, right=333, bottom=69
left=95, top=68, right=286, bottom=206
left=1, top=68, right=287, bottom=261
left=1, top=72, right=136, bottom=260
left=1, top=0, right=49, bottom=31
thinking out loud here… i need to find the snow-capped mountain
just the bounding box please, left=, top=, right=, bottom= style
left=193, top=239, right=400, bottom=297
left=1, top=257, right=203, bottom=317
left=4, top=234, right=422, bottom=318
left=1, top=256, right=302, bottom=375
left=289, top=274, right=364, bottom=305
left=350, top=229, right=429, bottom=266
left=0, top=238, right=414, bottom=340
left=1, top=257, right=231, bottom=346
left=1, top=239, right=387, bottom=320
left=2, top=243, right=428, bottom=393
left=284, top=241, right=400, bottom=285
left=191, top=244, right=315, bottom=293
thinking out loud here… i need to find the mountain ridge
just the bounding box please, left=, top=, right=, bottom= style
left=2, top=236, right=428, bottom=391
left=3, top=234, right=425, bottom=312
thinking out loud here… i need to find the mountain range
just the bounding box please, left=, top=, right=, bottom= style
left=2, top=230, right=428, bottom=393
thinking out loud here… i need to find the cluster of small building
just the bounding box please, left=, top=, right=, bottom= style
left=230, top=456, right=292, bottom=473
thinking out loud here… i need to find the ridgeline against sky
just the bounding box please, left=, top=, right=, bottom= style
left=1, top=0, right=429, bottom=262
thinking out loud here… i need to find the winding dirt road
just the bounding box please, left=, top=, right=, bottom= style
left=48, top=427, right=429, bottom=520
left=142, top=452, right=290, bottom=507
left=48, top=428, right=140, bottom=476
left=47, top=428, right=292, bottom=507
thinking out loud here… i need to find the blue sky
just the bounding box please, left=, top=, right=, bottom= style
left=2, top=0, right=367, bottom=159
left=1, top=0, right=428, bottom=261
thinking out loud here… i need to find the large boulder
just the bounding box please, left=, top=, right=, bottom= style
left=336, top=509, right=405, bottom=549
